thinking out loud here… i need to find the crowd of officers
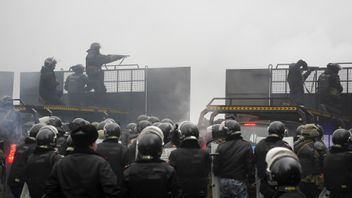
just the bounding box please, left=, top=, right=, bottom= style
left=5, top=113, right=352, bottom=198
left=39, top=43, right=127, bottom=106
left=287, top=59, right=343, bottom=113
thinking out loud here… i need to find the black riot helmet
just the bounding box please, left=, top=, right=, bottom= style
left=136, top=120, right=152, bottom=133
left=265, top=147, right=301, bottom=188
left=158, top=122, right=173, bottom=143
left=126, top=123, right=137, bottom=133
left=137, top=132, right=163, bottom=160
left=70, top=64, right=84, bottom=74
left=48, top=116, right=62, bottom=128
left=147, top=116, right=160, bottom=124
left=104, top=123, right=121, bottom=138
left=332, top=128, right=351, bottom=146
left=160, top=118, right=174, bottom=126
left=269, top=157, right=302, bottom=188
left=179, top=121, right=199, bottom=140
left=71, top=118, right=90, bottom=127
left=28, top=123, right=46, bottom=139
left=136, top=114, right=149, bottom=122
left=44, top=57, right=57, bottom=69
left=327, top=63, right=342, bottom=74
left=36, top=125, right=58, bottom=147
left=220, top=120, right=241, bottom=137
left=268, top=121, right=287, bottom=138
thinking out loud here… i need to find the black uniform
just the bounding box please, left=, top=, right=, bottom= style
left=86, top=51, right=120, bottom=94
left=39, top=66, right=62, bottom=105
left=254, top=136, right=291, bottom=198
left=317, top=68, right=343, bottom=112
left=96, top=138, right=128, bottom=185
left=64, top=72, right=87, bottom=106
left=287, top=61, right=311, bottom=105
left=169, top=141, right=210, bottom=198
left=24, top=147, right=62, bottom=198
left=7, top=138, right=36, bottom=198
left=121, top=159, right=181, bottom=198
left=294, top=139, right=326, bottom=198
left=214, top=135, right=254, bottom=181
left=323, top=145, right=352, bottom=198
left=45, top=147, right=120, bottom=198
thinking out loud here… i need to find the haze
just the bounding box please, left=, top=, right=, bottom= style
left=1, top=0, right=352, bottom=121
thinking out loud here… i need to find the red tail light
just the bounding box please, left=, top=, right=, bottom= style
left=243, top=123, right=257, bottom=127
left=7, top=144, right=16, bottom=165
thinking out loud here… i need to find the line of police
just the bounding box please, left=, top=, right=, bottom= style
left=287, top=59, right=343, bottom=113
left=39, top=43, right=128, bottom=106
left=5, top=113, right=352, bottom=198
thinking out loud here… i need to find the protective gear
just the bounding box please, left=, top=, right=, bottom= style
left=104, top=123, right=121, bottom=138
left=147, top=116, right=160, bottom=124
left=48, top=116, right=62, bottom=128
left=71, top=117, right=90, bottom=126
left=327, top=63, right=342, bottom=73
left=158, top=122, right=173, bottom=143
left=96, top=126, right=128, bottom=186
left=301, top=124, right=320, bottom=138
left=136, top=120, right=152, bottom=133
left=137, top=133, right=163, bottom=159
left=88, top=42, right=101, bottom=51
left=36, top=126, right=58, bottom=147
left=219, top=120, right=241, bottom=137
left=39, top=58, right=63, bottom=105
left=332, top=129, right=351, bottom=146
left=44, top=57, right=57, bottom=68
left=266, top=148, right=301, bottom=186
left=179, top=121, right=199, bottom=141
left=126, top=123, right=137, bottom=132
left=70, top=64, right=85, bottom=73
left=97, top=121, right=107, bottom=131
left=71, top=125, right=98, bottom=147
left=28, top=123, right=46, bottom=139
left=136, top=114, right=149, bottom=122
left=160, top=118, right=174, bottom=126
left=287, top=59, right=311, bottom=105
left=268, top=121, right=287, bottom=138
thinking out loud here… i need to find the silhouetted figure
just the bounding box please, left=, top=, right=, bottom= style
left=39, top=57, right=63, bottom=105
left=287, top=59, right=312, bottom=105
left=85, top=42, right=126, bottom=95
left=317, top=63, right=343, bottom=113
left=64, top=64, right=87, bottom=106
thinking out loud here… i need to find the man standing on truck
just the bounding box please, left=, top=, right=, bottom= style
left=287, top=59, right=312, bottom=105
left=85, top=42, right=127, bottom=95
left=317, top=63, right=343, bottom=113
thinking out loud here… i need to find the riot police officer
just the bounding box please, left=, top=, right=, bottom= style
left=213, top=120, right=254, bottom=198
left=127, top=120, right=152, bottom=163
left=317, top=63, right=343, bottom=113
left=45, top=124, right=120, bottom=197
left=287, top=59, right=312, bottom=105
left=8, top=123, right=45, bottom=198
left=39, top=57, right=63, bottom=105
left=24, top=125, right=62, bottom=198
left=323, top=129, right=352, bottom=198
left=121, top=126, right=181, bottom=197
left=169, top=121, right=210, bottom=198
left=294, top=124, right=327, bottom=198
left=96, top=123, right=128, bottom=186
left=64, top=64, right=88, bottom=106
left=85, top=42, right=126, bottom=94
left=265, top=147, right=305, bottom=198
left=254, top=121, right=292, bottom=198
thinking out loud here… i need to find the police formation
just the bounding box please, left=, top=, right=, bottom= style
left=287, top=59, right=343, bottom=113
left=39, top=42, right=128, bottom=106
left=6, top=112, right=352, bottom=198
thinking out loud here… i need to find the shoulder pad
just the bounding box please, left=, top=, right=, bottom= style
left=313, top=141, right=326, bottom=151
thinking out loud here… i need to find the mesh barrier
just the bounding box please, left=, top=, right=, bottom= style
left=63, top=68, right=145, bottom=93
left=271, top=67, right=352, bottom=94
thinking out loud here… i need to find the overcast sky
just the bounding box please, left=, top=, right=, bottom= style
left=1, top=0, right=352, bottom=121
